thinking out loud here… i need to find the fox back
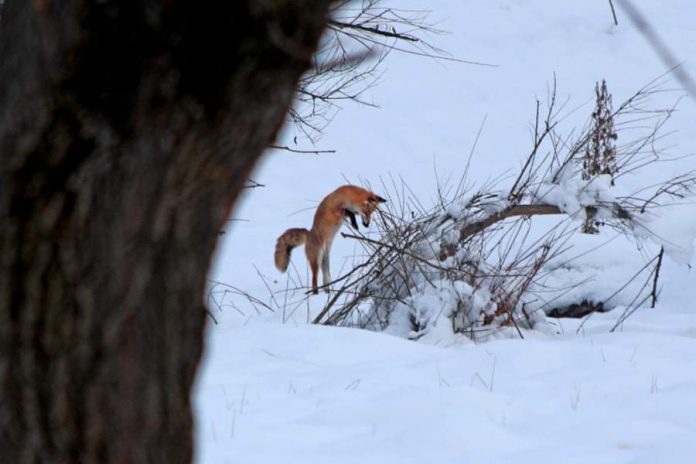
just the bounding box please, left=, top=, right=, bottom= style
left=314, top=185, right=387, bottom=231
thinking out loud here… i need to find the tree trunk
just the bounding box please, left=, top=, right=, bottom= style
left=0, top=1, right=331, bottom=462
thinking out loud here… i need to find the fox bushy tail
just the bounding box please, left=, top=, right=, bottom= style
left=274, top=228, right=309, bottom=272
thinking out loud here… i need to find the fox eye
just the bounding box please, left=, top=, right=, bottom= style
left=367, top=197, right=375, bottom=204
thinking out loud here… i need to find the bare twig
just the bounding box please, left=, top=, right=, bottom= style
left=608, top=0, right=619, bottom=26
left=287, top=0, right=498, bottom=142
left=270, top=145, right=336, bottom=155
left=617, top=0, right=696, bottom=98
left=328, top=19, right=420, bottom=42
left=244, top=179, right=266, bottom=189
left=650, top=245, right=664, bottom=308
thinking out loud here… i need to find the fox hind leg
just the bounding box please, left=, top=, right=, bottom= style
left=320, top=249, right=331, bottom=293
left=309, top=258, right=319, bottom=294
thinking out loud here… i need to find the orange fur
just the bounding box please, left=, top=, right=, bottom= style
left=274, top=228, right=308, bottom=272
left=274, top=185, right=386, bottom=293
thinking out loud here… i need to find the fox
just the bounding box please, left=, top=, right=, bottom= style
left=274, top=185, right=387, bottom=294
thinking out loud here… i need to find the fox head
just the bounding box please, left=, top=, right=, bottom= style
left=352, top=192, right=387, bottom=227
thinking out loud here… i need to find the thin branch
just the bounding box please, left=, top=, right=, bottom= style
left=617, top=0, right=696, bottom=98
left=608, top=0, right=619, bottom=26
left=650, top=245, right=664, bottom=308
left=328, top=19, right=420, bottom=42
left=244, top=179, right=266, bottom=189
left=269, top=145, right=336, bottom=155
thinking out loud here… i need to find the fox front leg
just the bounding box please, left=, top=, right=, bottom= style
left=345, top=209, right=359, bottom=230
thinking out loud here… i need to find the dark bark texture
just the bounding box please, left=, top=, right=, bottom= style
left=0, top=1, right=331, bottom=462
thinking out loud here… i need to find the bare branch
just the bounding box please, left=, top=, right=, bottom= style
left=328, top=19, right=420, bottom=42
left=650, top=246, right=664, bottom=309
left=608, top=0, right=619, bottom=26
left=286, top=1, right=496, bottom=143
left=269, top=145, right=336, bottom=155
left=617, top=0, right=696, bottom=98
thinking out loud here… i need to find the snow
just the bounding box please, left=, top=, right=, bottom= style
left=536, top=174, right=616, bottom=216
left=196, top=1, right=696, bottom=463
left=196, top=313, right=696, bottom=463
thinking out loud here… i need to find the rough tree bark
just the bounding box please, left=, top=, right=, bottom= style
left=0, top=1, right=332, bottom=462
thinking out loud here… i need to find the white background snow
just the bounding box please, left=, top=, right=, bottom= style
left=195, top=1, right=696, bottom=462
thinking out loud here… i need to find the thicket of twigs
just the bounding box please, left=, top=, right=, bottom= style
left=319, top=77, right=693, bottom=337
left=211, top=76, right=694, bottom=341
left=269, top=77, right=689, bottom=340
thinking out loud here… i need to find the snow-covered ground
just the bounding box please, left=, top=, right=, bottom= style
left=195, top=1, right=696, bottom=462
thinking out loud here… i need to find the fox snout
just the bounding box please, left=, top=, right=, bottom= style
left=362, top=195, right=387, bottom=227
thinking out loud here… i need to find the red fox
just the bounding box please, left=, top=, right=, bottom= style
left=274, top=185, right=386, bottom=294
